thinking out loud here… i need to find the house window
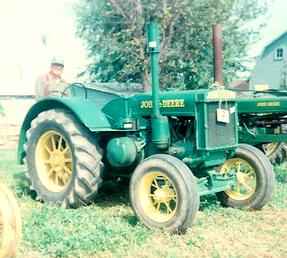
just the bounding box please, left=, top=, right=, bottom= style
left=274, top=48, right=284, bottom=60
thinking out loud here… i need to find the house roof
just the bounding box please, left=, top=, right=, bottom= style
left=229, top=80, right=250, bottom=90
left=262, top=30, right=287, bottom=57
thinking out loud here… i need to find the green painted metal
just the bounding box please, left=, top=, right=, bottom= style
left=237, top=97, right=287, bottom=113
left=147, top=19, right=161, bottom=119
left=236, top=93, right=287, bottom=145
left=17, top=97, right=113, bottom=164
left=147, top=19, right=170, bottom=149
left=106, top=137, right=138, bottom=167
left=197, top=170, right=237, bottom=196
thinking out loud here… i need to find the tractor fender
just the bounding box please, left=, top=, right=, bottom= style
left=17, top=97, right=112, bottom=164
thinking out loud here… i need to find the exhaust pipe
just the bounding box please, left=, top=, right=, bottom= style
left=213, top=24, right=224, bottom=85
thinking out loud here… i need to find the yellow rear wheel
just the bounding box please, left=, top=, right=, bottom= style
left=25, top=109, right=104, bottom=208
left=35, top=130, right=73, bottom=193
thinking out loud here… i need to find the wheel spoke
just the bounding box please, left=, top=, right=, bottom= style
left=240, top=180, right=254, bottom=193
left=55, top=175, right=61, bottom=186
left=48, top=168, right=55, bottom=177
left=44, top=145, right=52, bottom=154
left=63, top=166, right=72, bottom=176
left=237, top=162, right=241, bottom=174
left=168, top=194, right=176, bottom=200
left=152, top=179, right=160, bottom=189
left=235, top=181, right=241, bottom=193
left=59, top=172, right=68, bottom=185
left=57, top=136, right=63, bottom=150
left=164, top=202, right=172, bottom=214
left=62, top=147, right=69, bottom=154
left=51, top=135, right=57, bottom=151
left=64, top=158, right=72, bottom=163
left=163, top=178, right=171, bottom=188
left=155, top=202, right=160, bottom=211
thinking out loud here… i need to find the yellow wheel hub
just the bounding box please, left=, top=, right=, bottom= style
left=138, top=172, right=177, bottom=223
left=35, top=130, right=73, bottom=192
left=220, top=158, right=256, bottom=201
left=262, top=143, right=280, bottom=157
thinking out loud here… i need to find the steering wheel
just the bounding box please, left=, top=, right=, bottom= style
left=62, top=82, right=88, bottom=99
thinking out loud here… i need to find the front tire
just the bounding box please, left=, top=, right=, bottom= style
left=130, top=154, right=199, bottom=234
left=25, top=109, right=103, bottom=208
left=217, top=144, right=274, bottom=210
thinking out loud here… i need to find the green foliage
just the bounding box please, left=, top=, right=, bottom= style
left=23, top=205, right=150, bottom=258
left=275, top=163, right=287, bottom=183
left=76, top=0, right=267, bottom=90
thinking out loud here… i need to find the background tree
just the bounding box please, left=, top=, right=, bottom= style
left=76, top=0, right=267, bottom=90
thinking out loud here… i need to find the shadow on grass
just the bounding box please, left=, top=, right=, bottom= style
left=14, top=167, right=222, bottom=215
left=199, top=194, right=220, bottom=211
left=95, top=180, right=130, bottom=205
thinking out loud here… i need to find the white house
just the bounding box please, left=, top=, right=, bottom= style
left=250, top=31, right=287, bottom=89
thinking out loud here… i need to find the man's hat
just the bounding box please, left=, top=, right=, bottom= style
left=51, top=57, right=64, bottom=67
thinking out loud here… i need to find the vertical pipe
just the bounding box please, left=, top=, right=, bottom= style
left=147, top=19, right=170, bottom=149
left=213, top=24, right=224, bottom=85
left=147, top=19, right=161, bottom=118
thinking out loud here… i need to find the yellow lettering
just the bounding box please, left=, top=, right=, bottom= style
left=257, top=102, right=280, bottom=107
left=140, top=99, right=185, bottom=109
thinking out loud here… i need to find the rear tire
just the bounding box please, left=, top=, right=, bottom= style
left=217, top=144, right=274, bottom=210
left=25, top=109, right=103, bottom=208
left=130, top=154, right=199, bottom=234
left=261, top=142, right=286, bottom=164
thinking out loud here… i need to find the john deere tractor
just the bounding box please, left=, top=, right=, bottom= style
left=0, top=183, right=21, bottom=258
left=236, top=89, right=287, bottom=164
left=17, top=20, right=274, bottom=233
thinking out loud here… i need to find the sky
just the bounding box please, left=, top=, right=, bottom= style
left=0, top=0, right=286, bottom=95
left=0, top=0, right=86, bottom=95
left=251, top=0, right=287, bottom=56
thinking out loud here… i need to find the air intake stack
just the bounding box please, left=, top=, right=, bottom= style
left=147, top=19, right=170, bottom=149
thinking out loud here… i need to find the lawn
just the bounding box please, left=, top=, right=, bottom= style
left=0, top=149, right=287, bottom=258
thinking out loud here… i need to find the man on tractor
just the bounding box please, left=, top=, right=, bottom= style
left=35, top=57, right=67, bottom=99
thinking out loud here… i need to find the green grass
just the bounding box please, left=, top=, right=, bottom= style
left=0, top=149, right=287, bottom=258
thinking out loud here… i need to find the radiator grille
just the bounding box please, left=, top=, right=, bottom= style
left=206, top=103, right=237, bottom=148
left=196, top=101, right=237, bottom=150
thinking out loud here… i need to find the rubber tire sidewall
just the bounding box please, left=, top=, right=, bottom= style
left=130, top=155, right=199, bottom=233
left=217, top=144, right=274, bottom=209
left=26, top=120, right=77, bottom=203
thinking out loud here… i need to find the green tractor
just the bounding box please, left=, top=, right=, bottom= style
left=236, top=89, right=287, bottom=164
left=17, top=20, right=274, bottom=233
